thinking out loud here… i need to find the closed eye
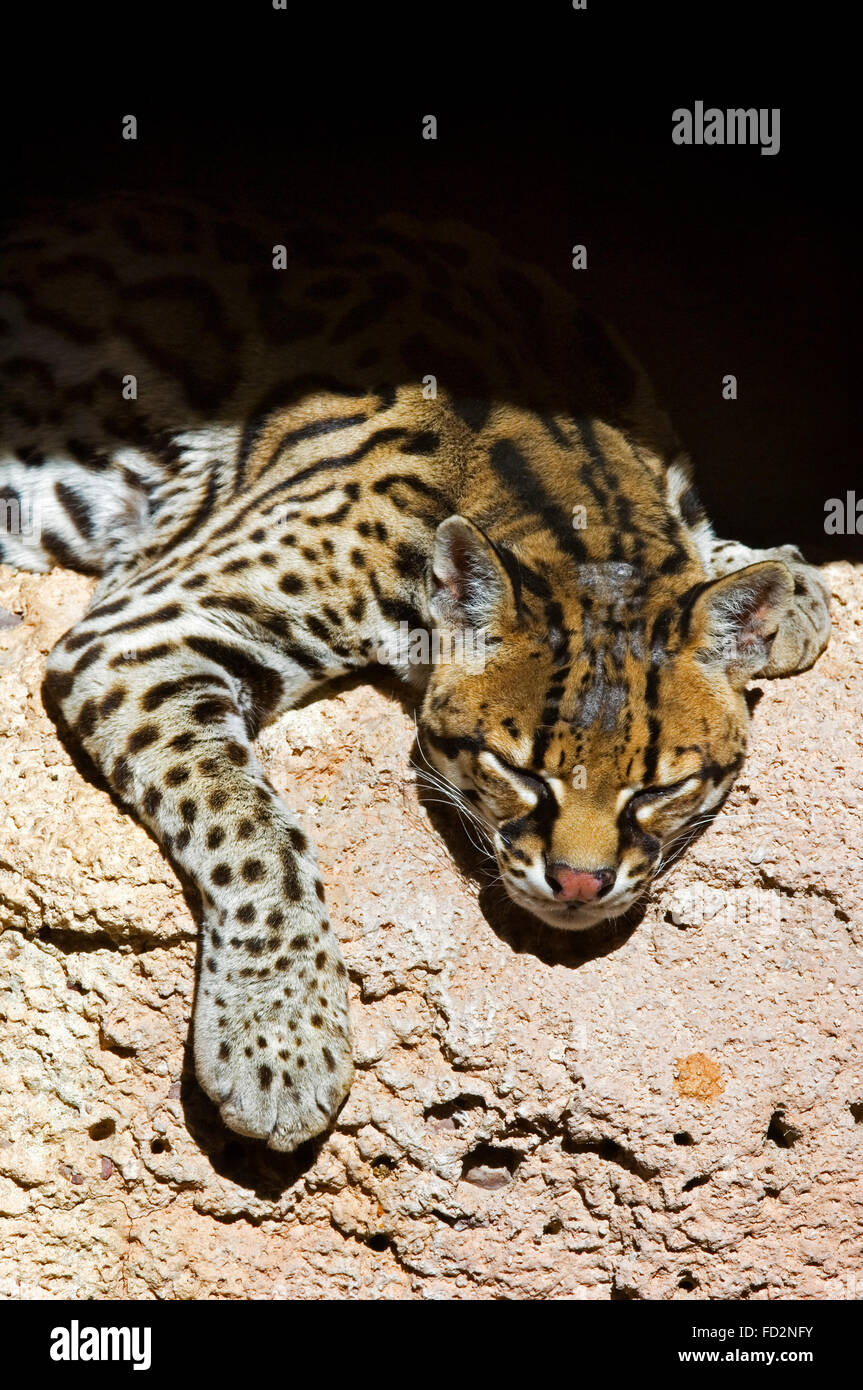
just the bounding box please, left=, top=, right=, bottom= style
left=492, top=755, right=545, bottom=789
left=628, top=776, right=701, bottom=812
left=478, top=750, right=549, bottom=804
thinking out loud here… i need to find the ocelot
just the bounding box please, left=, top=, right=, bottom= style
left=0, top=197, right=831, bottom=1150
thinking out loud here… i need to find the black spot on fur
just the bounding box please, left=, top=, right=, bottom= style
left=128, top=723, right=160, bottom=754
left=99, top=686, right=127, bottom=716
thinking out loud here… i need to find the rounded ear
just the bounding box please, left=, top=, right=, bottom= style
left=429, top=516, right=515, bottom=631
left=690, top=560, right=794, bottom=687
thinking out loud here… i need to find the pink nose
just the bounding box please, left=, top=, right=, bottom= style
left=547, top=865, right=615, bottom=902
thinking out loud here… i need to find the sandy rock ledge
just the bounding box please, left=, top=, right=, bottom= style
left=0, top=561, right=861, bottom=1300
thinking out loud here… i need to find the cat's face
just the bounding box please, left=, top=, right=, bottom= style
left=419, top=516, right=793, bottom=930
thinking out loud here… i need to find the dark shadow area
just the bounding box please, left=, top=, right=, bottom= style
left=4, top=78, right=855, bottom=557
left=478, top=882, right=647, bottom=969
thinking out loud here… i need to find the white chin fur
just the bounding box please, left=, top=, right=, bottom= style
left=503, top=883, right=639, bottom=932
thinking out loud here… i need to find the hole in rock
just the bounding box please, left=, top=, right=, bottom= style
left=425, top=1094, right=487, bottom=1129
left=98, top=1033, right=136, bottom=1058
left=765, top=1109, right=801, bottom=1148
left=370, top=1154, right=397, bottom=1171
left=673, top=1131, right=695, bottom=1146
left=88, top=1118, right=116, bottom=1141
left=562, top=1135, right=658, bottom=1181
left=461, top=1144, right=521, bottom=1188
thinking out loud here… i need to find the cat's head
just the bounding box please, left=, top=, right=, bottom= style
left=418, top=516, right=794, bottom=930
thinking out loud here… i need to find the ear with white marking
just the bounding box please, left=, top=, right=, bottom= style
left=429, top=516, right=513, bottom=631
left=691, top=560, right=794, bottom=687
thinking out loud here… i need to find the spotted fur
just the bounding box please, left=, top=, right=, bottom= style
left=0, top=198, right=831, bottom=1150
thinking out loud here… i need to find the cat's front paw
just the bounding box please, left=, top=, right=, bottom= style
left=216, top=1035, right=353, bottom=1152
left=194, top=942, right=354, bottom=1151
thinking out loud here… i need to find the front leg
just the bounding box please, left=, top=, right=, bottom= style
left=705, top=537, right=831, bottom=678
left=43, top=610, right=353, bottom=1151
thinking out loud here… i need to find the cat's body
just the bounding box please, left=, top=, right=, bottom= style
left=0, top=198, right=830, bottom=1150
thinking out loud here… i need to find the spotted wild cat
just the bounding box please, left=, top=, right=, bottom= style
left=0, top=198, right=830, bottom=1150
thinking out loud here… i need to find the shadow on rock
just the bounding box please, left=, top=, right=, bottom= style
left=177, top=1030, right=332, bottom=1197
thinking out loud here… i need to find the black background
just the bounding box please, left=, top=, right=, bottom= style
left=4, top=3, right=856, bottom=555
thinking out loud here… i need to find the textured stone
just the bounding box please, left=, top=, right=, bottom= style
left=0, top=560, right=861, bottom=1300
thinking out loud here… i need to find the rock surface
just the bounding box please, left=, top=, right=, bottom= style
left=0, top=561, right=861, bottom=1300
